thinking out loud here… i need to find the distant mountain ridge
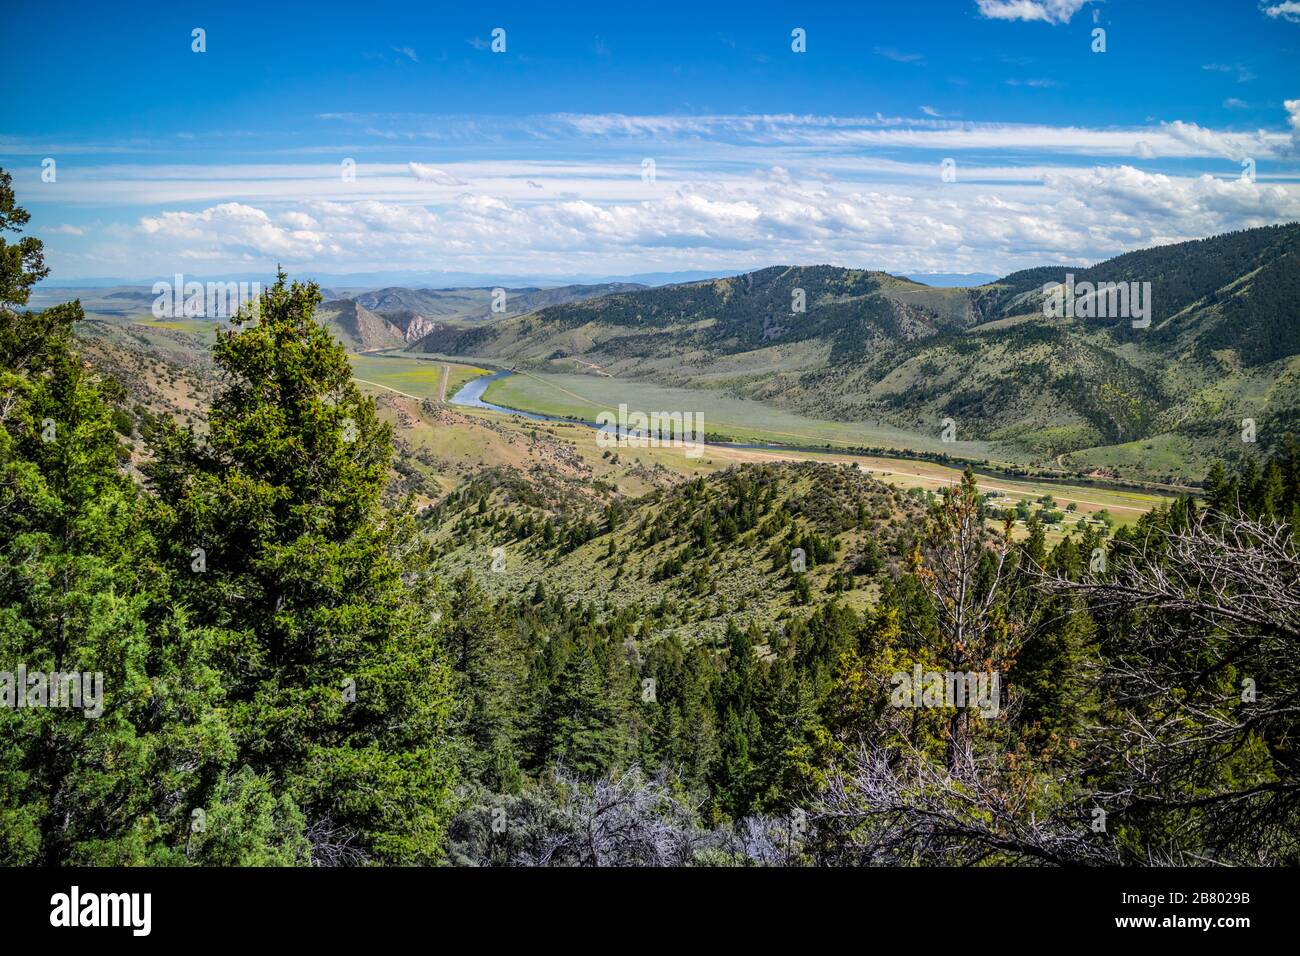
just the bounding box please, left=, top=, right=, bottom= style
left=318, top=282, right=646, bottom=351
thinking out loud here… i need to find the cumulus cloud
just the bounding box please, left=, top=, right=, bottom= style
left=976, top=0, right=1092, bottom=24
left=1161, top=120, right=1260, bottom=162
left=138, top=203, right=338, bottom=260
left=123, top=162, right=1300, bottom=279
left=1045, top=165, right=1300, bottom=228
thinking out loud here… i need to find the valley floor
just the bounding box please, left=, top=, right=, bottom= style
left=347, top=351, right=1183, bottom=537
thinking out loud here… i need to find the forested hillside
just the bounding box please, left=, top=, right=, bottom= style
left=422, top=461, right=928, bottom=645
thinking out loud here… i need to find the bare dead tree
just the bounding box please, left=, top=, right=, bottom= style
left=909, top=470, right=1021, bottom=771
left=517, top=767, right=726, bottom=867
left=813, top=737, right=1116, bottom=866
left=1041, top=509, right=1300, bottom=864
left=306, top=817, right=369, bottom=867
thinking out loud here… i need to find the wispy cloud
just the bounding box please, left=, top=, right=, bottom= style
left=408, top=162, right=465, bottom=185
left=1004, top=78, right=1060, bottom=88
left=1202, top=62, right=1256, bottom=83
left=873, top=46, right=925, bottom=64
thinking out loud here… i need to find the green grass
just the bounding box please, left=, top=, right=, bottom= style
left=445, top=364, right=491, bottom=396
left=133, top=318, right=221, bottom=335
left=1063, top=432, right=1204, bottom=482
left=349, top=354, right=490, bottom=401
left=349, top=356, right=444, bottom=397
left=483, top=369, right=997, bottom=459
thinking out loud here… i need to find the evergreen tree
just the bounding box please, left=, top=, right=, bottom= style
left=1, top=169, right=236, bottom=865
left=146, top=272, right=457, bottom=864
left=540, top=639, right=625, bottom=777
left=447, top=574, right=526, bottom=792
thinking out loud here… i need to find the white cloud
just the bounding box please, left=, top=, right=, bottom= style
left=1286, top=99, right=1300, bottom=153
left=116, top=162, right=1299, bottom=279
left=138, top=203, right=338, bottom=260
left=976, top=0, right=1092, bottom=24
left=546, top=113, right=1295, bottom=160
left=408, top=162, right=466, bottom=185
left=1004, top=78, right=1060, bottom=88
left=1160, top=120, right=1261, bottom=162
left=874, top=47, right=925, bottom=64
left=1261, top=2, right=1300, bottom=22
left=1202, top=62, right=1256, bottom=83
left=1045, top=165, right=1300, bottom=228
left=29, top=107, right=1300, bottom=278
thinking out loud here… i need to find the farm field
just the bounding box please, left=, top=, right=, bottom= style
left=482, top=368, right=999, bottom=460
left=348, top=353, right=488, bottom=400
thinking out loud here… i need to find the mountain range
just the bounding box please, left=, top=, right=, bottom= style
left=405, top=223, right=1300, bottom=484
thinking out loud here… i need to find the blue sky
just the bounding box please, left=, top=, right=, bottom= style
left=2, top=0, right=1299, bottom=281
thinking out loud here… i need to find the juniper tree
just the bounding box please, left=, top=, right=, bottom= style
left=0, top=169, right=237, bottom=866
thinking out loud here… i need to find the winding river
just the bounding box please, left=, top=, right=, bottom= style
left=449, top=369, right=871, bottom=455
left=447, top=369, right=550, bottom=420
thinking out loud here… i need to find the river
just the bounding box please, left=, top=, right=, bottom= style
left=447, top=369, right=550, bottom=420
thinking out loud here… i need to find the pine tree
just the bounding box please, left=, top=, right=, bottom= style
left=447, top=573, right=525, bottom=792
left=146, top=272, right=457, bottom=864
left=540, top=639, right=624, bottom=777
